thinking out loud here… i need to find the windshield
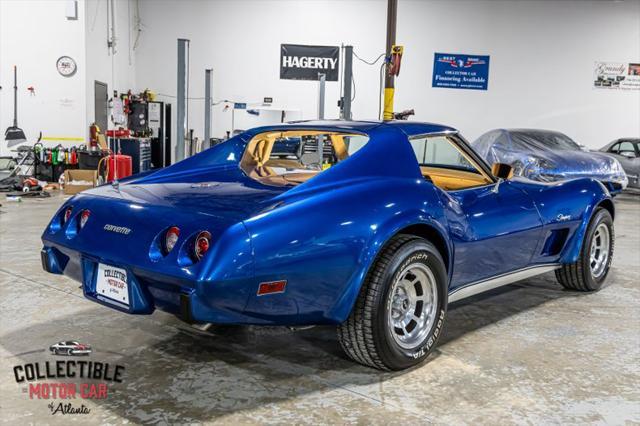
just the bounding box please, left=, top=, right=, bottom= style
left=241, top=130, right=369, bottom=186
left=512, top=131, right=580, bottom=151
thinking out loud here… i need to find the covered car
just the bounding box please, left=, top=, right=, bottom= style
left=598, top=138, right=640, bottom=189
left=472, top=129, right=628, bottom=193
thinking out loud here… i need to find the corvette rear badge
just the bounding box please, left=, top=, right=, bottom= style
left=103, top=224, right=131, bottom=235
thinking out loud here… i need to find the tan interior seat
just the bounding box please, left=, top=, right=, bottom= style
left=241, top=131, right=360, bottom=186
left=420, top=166, right=490, bottom=190
left=242, top=130, right=491, bottom=191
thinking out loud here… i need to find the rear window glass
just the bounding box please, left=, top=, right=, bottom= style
left=241, top=131, right=369, bottom=186
left=512, top=131, right=580, bottom=151
left=409, top=135, right=477, bottom=173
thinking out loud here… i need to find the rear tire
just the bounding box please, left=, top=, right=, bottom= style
left=337, top=235, right=448, bottom=370
left=556, top=208, right=614, bottom=292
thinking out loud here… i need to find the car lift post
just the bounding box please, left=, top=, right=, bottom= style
left=317, top=73, right=326, bottom=166
left=341, top=45, right=353, bottom=120
left=317, top=73, right=326, bottom=120
left=176, top=38, right=190, bottom=161
left=383, top=0, right=398, bottom=120
left=204, top=68, right=212, bottom=148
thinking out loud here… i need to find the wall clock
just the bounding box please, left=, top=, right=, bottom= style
left=56, top=56, right=77, bottom=77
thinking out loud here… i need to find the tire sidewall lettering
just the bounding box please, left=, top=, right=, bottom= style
left=382, top=245, right=447, bottom=365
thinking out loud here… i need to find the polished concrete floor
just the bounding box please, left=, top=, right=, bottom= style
left=0, top=191, right=639, bottom=425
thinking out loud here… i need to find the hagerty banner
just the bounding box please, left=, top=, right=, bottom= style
left=432, top=53, right=490, bottom=90
left=593, top=62, right=640, bottom=90
left=280, top=44, right=340, bottom=81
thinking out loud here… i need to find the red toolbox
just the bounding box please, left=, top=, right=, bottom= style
left=107, top=154, right=133, bottom=182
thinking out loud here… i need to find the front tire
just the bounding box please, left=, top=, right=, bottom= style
left=337, top=235, right=448, bottom=370
left=556, top=207, right=614, bottom=291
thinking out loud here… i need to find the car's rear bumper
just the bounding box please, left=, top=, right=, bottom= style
left=40, top=245, right=264, bottom=325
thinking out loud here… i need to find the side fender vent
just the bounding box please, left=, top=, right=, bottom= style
left=541, top=228, right=570, bottom=257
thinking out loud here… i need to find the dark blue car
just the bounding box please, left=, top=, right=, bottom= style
left=41, top=120, right=615, bottom=370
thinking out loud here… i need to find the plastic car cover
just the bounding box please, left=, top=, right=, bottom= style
left=472, top=129, right=628, bottom=186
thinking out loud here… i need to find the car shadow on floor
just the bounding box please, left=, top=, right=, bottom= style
left=2, top=273, right=590, bottom=423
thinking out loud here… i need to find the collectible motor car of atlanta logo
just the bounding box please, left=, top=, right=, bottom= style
left=49, top=341, right=92, bottom=356
left=11, top=342, right=126, bottom=415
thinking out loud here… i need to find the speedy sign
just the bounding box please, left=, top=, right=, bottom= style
left=432, top=53, right=490, bottom=90
left=280, top=44, right=340, bottom=81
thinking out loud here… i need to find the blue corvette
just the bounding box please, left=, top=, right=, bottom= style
left=41, top=120, right=615, bottom=370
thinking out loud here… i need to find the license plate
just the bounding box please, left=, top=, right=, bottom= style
left=96, top=264, right=129, bottom=306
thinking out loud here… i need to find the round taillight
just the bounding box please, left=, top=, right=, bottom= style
left=79, top=210, right=91, bottom=229
left=63, top=207, right=73, bottom=224
left=194, top=231, right=211, bottom=261
left=164, top=226, right=180, bottom=254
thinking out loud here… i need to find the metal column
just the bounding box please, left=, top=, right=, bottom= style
left=341, top=46, right=353, bottom=120
left=317, top=73, right=326, bottom=120
left=383, top=0, right=398, bottom=120
left=176, top=38, right=190, bottom=162
left=204, top=69, right=213, bottom=147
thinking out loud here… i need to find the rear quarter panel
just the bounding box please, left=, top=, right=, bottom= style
left=242, top=177, right=448, bottom=324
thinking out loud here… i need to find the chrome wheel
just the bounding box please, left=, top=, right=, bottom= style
left=388, top=263, right=438, bottom=349
left=590, top=223, right=610, bottom=279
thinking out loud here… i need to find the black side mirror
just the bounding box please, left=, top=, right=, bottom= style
left=491, top=163, right=514, bottom=180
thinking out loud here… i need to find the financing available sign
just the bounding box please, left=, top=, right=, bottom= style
left=280, top=44, right=340, bottom=81
left=432, top=53, right=490, bottom=90
left=593, top=62, right=640, bottom=90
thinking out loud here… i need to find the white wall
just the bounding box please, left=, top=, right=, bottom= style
left=1, top=0, right=638, bottom=159
left=0, top=0, right=86, bottom=156
left=135, top=0, right=640, bottom=148
left=85, top=0, right=137, bottom=136
left=398, top=0, right=640, bottom=147
left=135, top=0, right=387, bottom=147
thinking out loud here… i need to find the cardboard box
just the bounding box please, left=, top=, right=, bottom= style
left=64, top=169, right=98, bottom=195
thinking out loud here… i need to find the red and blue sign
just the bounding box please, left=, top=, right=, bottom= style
left=432, top=53, right=490, bottom=90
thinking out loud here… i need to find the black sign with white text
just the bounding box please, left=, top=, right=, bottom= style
left=280, top=44, right=340, bottom=81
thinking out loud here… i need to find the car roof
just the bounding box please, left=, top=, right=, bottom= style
left=248, top=120, right=458, bottom=138
left=502, top=128, right=568, bottom=136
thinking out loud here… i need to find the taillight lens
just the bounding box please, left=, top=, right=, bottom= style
left=193, top=231, right=211, bottom=261
left=63, top=207, right=73, bottom=224
left=164, top=226, right=180, bottom=254
left=79, top=210, right=91, bottom=229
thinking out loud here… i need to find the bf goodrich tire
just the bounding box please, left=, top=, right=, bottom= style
left=556, top=208, right=614, bottom=292
left=337, top=235, right=448, bottom=370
